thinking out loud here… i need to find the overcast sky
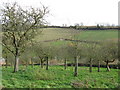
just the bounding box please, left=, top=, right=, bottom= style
left=0, top=0, right=119, bottom=26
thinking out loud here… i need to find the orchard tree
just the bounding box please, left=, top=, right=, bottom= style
left=58, top=42, right=70, bottom=70
left=92, top=45, right=103, bottom=72
left=67, top=40, right=83, bottom=77
left=32, top=42, right=53, bottom=70
left=95, top=46, right=102, bottom=72
left=83, top=43, right=97, bottom=72
left=1, top=2, right=49, bottom=72
left=42, top=45, right=53, bottom=70
left=100, top=42, right=118, bottom=71
left=50, top=45, right=63, bottom=64
left=32, top=42, right=45, bottom=68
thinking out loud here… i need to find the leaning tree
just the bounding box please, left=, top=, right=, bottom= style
left=1, top=2, right=49, bottom=72
left=100, top=41, right=118, bottom=71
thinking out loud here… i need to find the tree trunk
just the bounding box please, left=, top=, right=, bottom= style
left=31, top=58, right=34, bottom=68
left=40, top=59, right=43, bottom=68
left=106, top=61, right=110, bottom=71
left=13, top=55, right=19, bottom=72
left=74, top=56, right=78, bottom=77
left=89, top=58, right=92, bottom=72
left=64, top=58, right=67, bottom=69
left=46, top=56, right=49, bottom=70
left=5, top=56, right=8, bottom=68
left=98, top=60, right=100, bottom=72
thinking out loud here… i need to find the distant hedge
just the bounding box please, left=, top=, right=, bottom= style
left=44, top=26, right=119, bottom=30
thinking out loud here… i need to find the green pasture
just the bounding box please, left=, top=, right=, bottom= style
left=36, top=28, right=118, bottom=42
left=75, top=30, right=118, bottom=41
left=35, top=28, right=118, bottom=47
left=2, top=66, right=119, bottom=88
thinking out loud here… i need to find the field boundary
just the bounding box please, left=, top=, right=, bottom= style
left=43, top=38, right=100, bottom=44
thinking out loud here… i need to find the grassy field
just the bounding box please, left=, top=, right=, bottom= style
left=75, top=30, right=118, bottom=41
left=35, top=28, right=118, bottom=47
left=2, top=66, right=119, bottom=88
left=36, top=28, right=118, bottom=41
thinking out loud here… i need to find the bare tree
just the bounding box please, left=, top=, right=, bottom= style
left=58, top=43, right=70, bottom=69
left=83, top=43, right=97, bottom=72
left=92, top=45, right=102, bottom=72
left=32, top=42, right=45, bottom=68
left=67, top=40, right=83, bottom=76
left=32, top=42, right=53, bottom=70
left=1, top=2, right=49, bottom=72
left=100, top=42, right=118, bottom=71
